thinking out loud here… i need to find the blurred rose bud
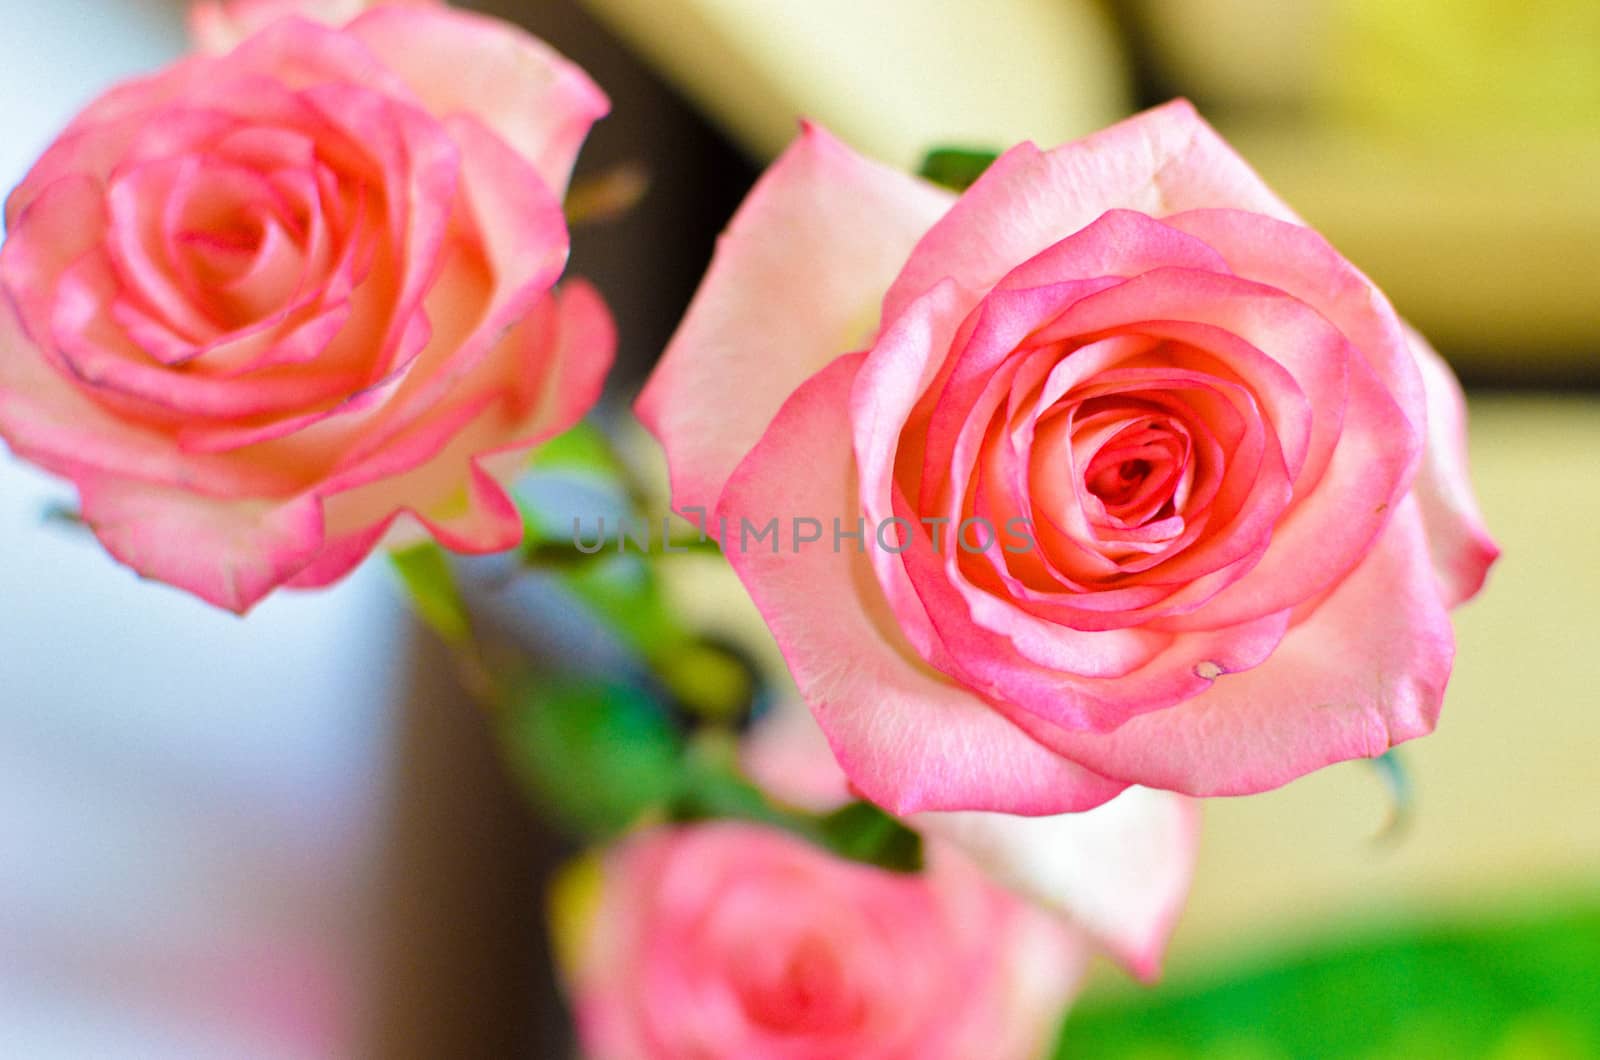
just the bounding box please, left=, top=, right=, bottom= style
left=562, top=822, right=1087, bottom=1060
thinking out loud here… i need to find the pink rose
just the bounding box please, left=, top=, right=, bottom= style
left=189, top=0, right=440, bottom=54
left=639, top=101, right=1499, bottom=814
left=568, top=822, right=1086, bottom=1060
left=0, top=8, right=612, bottom=612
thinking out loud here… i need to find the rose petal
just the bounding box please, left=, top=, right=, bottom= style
left=0, top=297, right=297, bottom=497
left=328, top=110, right=569, bottom=468
left=1404, top=325, right=1500, bottom=607
left=851, top=278, right=977, bottom=665
left=300, top=80, right=461, bottom=379
left=1161, top=208, right=1425, bottom=447
left=639, top=122, right=953, bottom=519
left=294, top=280, right=614, bottom=588
left=49, top=250, right=366, bottom=421
left=189, top=0, right=438, bottom=54
left=1029, top=495, right=1455, bottom=795
left=1155, top=342, right=1414, bottom=632
left=75, top=475, right=325, bottom=614
left=882, top=99, right=1298, bottom=326
left=347, top=3, right=608, bottom=194
left=917, top=787, right=1200, bottom=982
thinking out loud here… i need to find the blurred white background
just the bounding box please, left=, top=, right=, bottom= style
left=0, top=5, right=409, bottom=1056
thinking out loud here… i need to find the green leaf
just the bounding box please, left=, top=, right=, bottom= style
left=669, top=743, right=924, bottom=874
left=918, top=146, right=1001, bottom=192
left=389, top=542, right=471, bottom=645
left=551, top=556, right=752, bottom=723
left=817, top=801, right=924, bottom=874
left=502, top=677, right=684, bottom=839
left=500, top=685, right=926, bottom=869
left=670, top=744, right=798, bottom=833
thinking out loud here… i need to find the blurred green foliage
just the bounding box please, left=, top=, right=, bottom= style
left=1056, top=899, right=1600, bottom=1059
left=503, top=678, right=685, bottom=839
left=390, top=542, right=471, bottom=647
left=525, top=420, right=628, bottom=483
left=500, top=678, right=924, bottom=872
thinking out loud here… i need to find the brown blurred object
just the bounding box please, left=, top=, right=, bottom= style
left=358, top=2, right=755, bottom=1056
left=362, top=626, right=572, bottom=1059
left=465, top=1, right=756, bottom=389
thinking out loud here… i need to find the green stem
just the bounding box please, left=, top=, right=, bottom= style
left=523, top=533, right=722, bottom=568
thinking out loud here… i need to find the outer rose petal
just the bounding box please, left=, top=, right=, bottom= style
left=1406, top=325, right=1500, bottom=608
left=916, top=789, right=1199, bottom=983
left=76, top=476, right=326, bottom=615
left=347, top=4, right=609, bottom=195
left=639, top=122, right=953, bottom=518
left=882, top=99, right=1298, bottom=326
left=292, top=280, right=615, bottom=590
left=1032, top=496, right=1455, bottom=795
left=718, top=354, right=1128, bottom=815
left=188, top=0, right=439, bottom=54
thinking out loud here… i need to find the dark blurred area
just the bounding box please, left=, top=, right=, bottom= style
left=466, top=1, right=757, bottom=390
left=368, top=3, right=757, bottom=1055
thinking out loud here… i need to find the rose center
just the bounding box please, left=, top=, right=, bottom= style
left=1089, top=457, right=1153, bottom=505
left=176, top=213, right=267, bottom=283
left=737, top=935, right=860, bottom=1034
left=1079, top=416, right=1190, bottom=529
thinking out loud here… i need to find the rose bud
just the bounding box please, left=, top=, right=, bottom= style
left=564, top=822, right=1087, bottom=1060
